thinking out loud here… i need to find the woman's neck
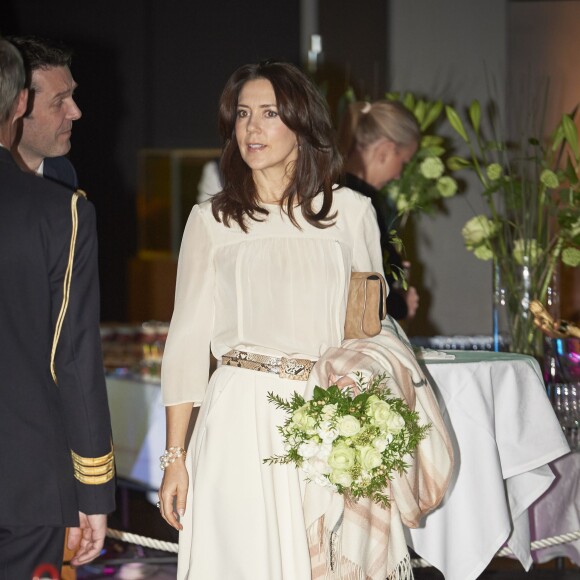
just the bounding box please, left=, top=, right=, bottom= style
left=253, top=168, right=291, bottom=204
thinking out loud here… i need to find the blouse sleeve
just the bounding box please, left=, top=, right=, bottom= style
left=352, top=197, right=389, bottom=292
left=161, top=205, right=215, bottom=406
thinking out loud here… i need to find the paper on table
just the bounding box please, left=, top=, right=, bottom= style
left=415, top=347, right=456, bottom=360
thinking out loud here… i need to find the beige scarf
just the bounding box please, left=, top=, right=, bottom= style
left=303, top=318, right=454, bottom=580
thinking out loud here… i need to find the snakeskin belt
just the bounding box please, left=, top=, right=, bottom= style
left=222, top=349, right=314, bottom=381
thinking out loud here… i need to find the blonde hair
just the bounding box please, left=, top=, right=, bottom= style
left=338, top=100, right=420, bottom=158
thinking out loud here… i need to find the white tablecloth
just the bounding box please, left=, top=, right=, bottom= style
left=106, top=351, right=571, bottom=579
left=107, top=376, right=165, bottom=491
left=529, top=451, right=580, bottom=565
left=406, top=351, right=570, bottom=580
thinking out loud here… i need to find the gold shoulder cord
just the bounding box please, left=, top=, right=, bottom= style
left=50, top=189, right=86, bottom=384
left=49, top=190, right=115, bottom=485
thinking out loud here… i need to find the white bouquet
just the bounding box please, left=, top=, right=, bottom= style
left=265, top=372, right=429, bottom=507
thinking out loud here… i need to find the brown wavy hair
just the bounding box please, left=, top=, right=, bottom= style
left=211, top=60, right=341, bottom=231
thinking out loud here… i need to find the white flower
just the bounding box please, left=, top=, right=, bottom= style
left=355, top=470, right=373, bottom=488
left=462, top=215, right=498, bottom=248
left=540, top=169, right=559, bottom=189
left=337, top=415, right=361, bottom=437
left=316, top=442, right=333, bottom=460
left=373, top=433, right=393, bottom=452
left=317, top=425, right=339, bottom=444
left=330, top=469, right=353, bottom=487
left=473, top=244, right=494, bottom=261
left=420, top=157, right=444, bottom=179
left=366, top=396, right=404, bottom=433
left=436, top=176, right=458, bottom=198
left=486, top=163, right=503, bottom=181
left=358, top=446, right=383, bottom=471
left=298, top=440, right=320, bottom=459
left=396, top=195, right=410, bottom=212
left=303, top=457, right=332, bottom=478
left=328, top=442, right=356, bottom=471
left=321, top=404, right=338, bottom=420
left=292, top=405, right=317, bottom=433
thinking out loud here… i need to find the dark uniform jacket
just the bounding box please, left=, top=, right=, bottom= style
left=44, top=155, right=78, bottom=190
left=0, top=146, right=115, bottom=526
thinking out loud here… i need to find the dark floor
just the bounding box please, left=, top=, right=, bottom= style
left=77, top=482, right=580, bottom=579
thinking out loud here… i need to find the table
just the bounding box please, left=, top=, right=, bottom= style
left=406, top=351, right=571, bottom=580
left=106, top=376, right=165, bottom=491
left=106, top=352, right=572, bottom=579
left=529, top=451, right=580, bottom=565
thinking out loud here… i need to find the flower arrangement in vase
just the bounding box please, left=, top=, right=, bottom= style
left=445, top=99, right=580, bottom=356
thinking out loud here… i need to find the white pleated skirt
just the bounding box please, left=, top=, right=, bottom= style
left=177, top=365, right=312, bottom=580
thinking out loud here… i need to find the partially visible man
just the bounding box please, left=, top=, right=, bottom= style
left=9, top=34, right=81, bottom=189
left=0, top=38, right=115, bottom=578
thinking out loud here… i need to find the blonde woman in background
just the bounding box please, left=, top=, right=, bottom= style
left=338, top=100, right=420, bottom=321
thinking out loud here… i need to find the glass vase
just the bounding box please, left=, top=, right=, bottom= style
left=492, top=256, right=560, bottom=358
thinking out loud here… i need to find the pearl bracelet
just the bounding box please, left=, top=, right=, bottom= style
left=159, top=446, right=186, bottom=471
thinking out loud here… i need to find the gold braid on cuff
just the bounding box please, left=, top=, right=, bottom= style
left=71, top=447, right=115, bottom=485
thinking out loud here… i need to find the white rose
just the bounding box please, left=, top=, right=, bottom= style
left=328, top=442, right=356, bottom=471
left=383, top=411, right=405, bottom=434
left=462, top=215, right=498, bottom=248
left=292, top=405, right=317, bottom=433
left=367, top=398, right=403, bottom=433
left=358, top=445, right=383, bottom=471
left=330, top=470, right=353, bottom=487
left=337, top=415, right=361, bottom=437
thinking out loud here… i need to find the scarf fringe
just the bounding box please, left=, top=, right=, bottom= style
left=387, top=553, right=413, bottom=580
left=308, top=517, right=414, bottom=580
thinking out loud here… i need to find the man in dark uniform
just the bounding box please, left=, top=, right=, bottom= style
left=8, top=35, right=81, bottom=189
left=0, top=38, right=115, bottom=577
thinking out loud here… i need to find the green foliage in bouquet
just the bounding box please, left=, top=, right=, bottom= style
left=264, top=372, right=429, bottom=508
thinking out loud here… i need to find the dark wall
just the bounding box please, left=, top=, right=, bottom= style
left=318, top=0, right=388, bottom=121
left=1, top=0, right=300, bottom=320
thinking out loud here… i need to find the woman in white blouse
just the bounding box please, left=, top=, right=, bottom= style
left=158, top=61, right=385, bottom=579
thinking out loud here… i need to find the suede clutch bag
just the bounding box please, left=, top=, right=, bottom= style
left=344, top=272, right=388, bottom=339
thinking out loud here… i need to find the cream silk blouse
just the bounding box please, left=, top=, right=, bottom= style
left=161, top=187, right=385, bottom=406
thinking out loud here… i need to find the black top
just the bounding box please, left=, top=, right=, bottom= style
left=344, top=173, right=408, bottom=320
